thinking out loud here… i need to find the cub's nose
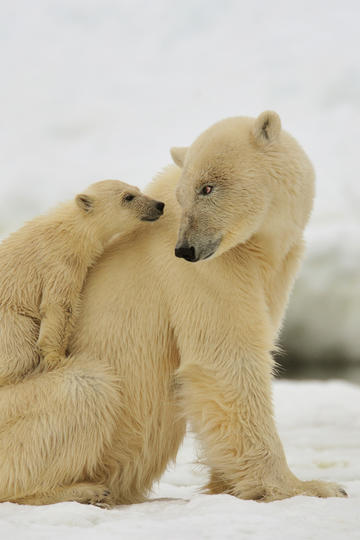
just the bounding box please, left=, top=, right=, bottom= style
left=175, top=245, right=197, bottom=262
left=156, top=201, right=165, bottom=214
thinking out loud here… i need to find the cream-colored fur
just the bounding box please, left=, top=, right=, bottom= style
left=0, top=113, right=346, bottom=506
left=0, top=179, right=164, bottom=385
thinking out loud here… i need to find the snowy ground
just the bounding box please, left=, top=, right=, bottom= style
left=0, top=0, right=359, bottom=364
left=0, top=380, right=359, bottom=540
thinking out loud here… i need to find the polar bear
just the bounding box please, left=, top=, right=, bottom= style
left=0, top=180, right=164, bottom=385
left=0, top=112, right=346, bottom=506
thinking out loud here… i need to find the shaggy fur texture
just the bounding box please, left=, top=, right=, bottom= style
left=0, top=180, right=163, bottom=384
left=0, top=112, right=346, bottom=505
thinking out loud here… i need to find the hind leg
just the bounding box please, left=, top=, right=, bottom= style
left=0, top=358, right=120, bottom=504
left=13, top=482, right=114, bottom=507
left=0, top=309, right=40, bottom=385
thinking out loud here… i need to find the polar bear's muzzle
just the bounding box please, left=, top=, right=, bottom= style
left=174, top=237, right=221, bottom=263
left=141, top=201, right=165, bottom=222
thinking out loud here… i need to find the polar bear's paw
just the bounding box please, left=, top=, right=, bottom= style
left=249, top=479, right=347, bottom=502
left=83, top=485, right=115, bottom=508
left=292, top=479, right=347, bottom=499
left=208, top=476, right=348, bottom=502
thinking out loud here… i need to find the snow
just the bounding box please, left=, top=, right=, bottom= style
left=0, top=380, right=359, bottom=539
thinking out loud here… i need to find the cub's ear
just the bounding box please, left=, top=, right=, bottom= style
left=75, top=193, right=94, bottom=213
left=170, top=146, right=188, bottom=168
left=252, top=111, right=281, bottom=147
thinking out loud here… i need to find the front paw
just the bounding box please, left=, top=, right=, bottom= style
left=209, top=472, right=348, bottom=502
left=294, top=480, right=347, bottom=500
left=235, top=479, right=347, bottom=502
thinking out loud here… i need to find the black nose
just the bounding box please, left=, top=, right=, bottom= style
left=156, top=201, right=165, bottom=213
left=175, top=245, right=197, bottom=262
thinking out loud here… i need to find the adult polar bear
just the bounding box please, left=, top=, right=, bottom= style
left=0, top=112, right=346, bottom=505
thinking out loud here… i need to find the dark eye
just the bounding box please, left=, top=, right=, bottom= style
left=124, top=194, right=135, bottom=202
left=201, top=185, right=213, bottom=195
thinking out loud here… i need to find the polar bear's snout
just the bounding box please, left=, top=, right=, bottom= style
left=175, top=243, right=197, bottom=262
left=156, top=201, right=165, bottom=213
left=141, top=201, right=165, bottom=222
left=174, top=237, right=221, bottom=263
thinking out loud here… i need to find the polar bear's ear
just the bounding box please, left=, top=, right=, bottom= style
left=170, top=147, right=188, bottom=168
left=75, top=193, right=94, bottom=213
left=252, top=111, right=281, bottom=147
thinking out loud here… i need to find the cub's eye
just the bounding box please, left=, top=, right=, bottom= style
left=124, top=194, right=135, bottom=202
left=201, top=185, right=213, bottom=196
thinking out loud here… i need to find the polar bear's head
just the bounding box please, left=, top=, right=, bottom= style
left=75, top=179, right=165, bottom=242
left=170, top=111, right=314, bottom=262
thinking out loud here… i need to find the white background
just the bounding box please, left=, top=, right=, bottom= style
left=1, top=0, right=359, bottom=364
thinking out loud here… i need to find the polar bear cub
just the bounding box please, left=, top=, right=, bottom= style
left=0, top=179, right=165, bottom=385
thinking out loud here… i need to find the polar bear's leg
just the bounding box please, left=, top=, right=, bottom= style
left=0, top=309, right=39, bottom=385
left=37, top=302, right=70, bottom=368
left=177, top=330, right=347, bottom=502
left=12, top=482, right=114, bottom=507
left=0, top=359, right=119, bottom=503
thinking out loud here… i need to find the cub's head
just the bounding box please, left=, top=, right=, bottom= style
left=171, top=111, right=314, bottom=262
left=75, top=180, right=165, bottom=241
